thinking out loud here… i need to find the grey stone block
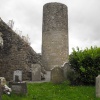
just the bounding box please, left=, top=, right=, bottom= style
left=9, top=82, right=27, bottom=95
left=96, top=75, right=100, bottom=97
left=51, top=66, right=65, bottom=84
left=0, top=80, right=2, bottom=100
left=62, top=62, right=70, bottom=79
left=31, top=64, right=41, bottom=81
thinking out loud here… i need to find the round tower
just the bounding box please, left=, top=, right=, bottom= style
left=42, top=2, right=69, bottom=70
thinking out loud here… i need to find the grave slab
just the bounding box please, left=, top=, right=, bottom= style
left=9, top=82, right=27, bottom=95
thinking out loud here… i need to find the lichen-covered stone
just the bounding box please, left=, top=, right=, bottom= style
left=51, top=66, right=65, bottom=84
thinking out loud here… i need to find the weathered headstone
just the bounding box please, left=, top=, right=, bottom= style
left=62, top=62, right=70, bottom=79
left=96, top=75, right=100, bottom=97
left=9, top=82, right=27, bottom=95
left=44, top=71, right=51, bottom=82
left=31, top=64, right=41, bottom=81
left=13, top=70, right=22, bottom=82
left=0, top=80, right=2, bottom=100
left=51, top=66, right=65, bottom=84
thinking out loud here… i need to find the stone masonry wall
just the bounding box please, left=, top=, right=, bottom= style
left=42, top=2, right=69, bottom=70
left=0, top=18, right=41, bottom=81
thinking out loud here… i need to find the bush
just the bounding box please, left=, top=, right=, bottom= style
left=69, top=46, right=100, bottom=85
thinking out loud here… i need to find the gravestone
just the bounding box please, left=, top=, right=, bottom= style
left=51, top=66, right=65, bottom=84
left=44, top=71, right=51, bottom=82
left=31, top=64, right=41, bottom=81
left=13, top=70, right=22, bottom=82
left=0, top=80, right=2, bottom=100
left=62, top=62, right=70, bottom=79
left=9, top=82, right=27, bottom=95
left=96, top=75, right=100, bottom=97
left=11, top=70, right=27, bottom=95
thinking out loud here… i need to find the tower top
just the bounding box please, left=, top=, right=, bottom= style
left=43, top=2, right=67, bottom=8
left=43, top=2, right=68, bottom=32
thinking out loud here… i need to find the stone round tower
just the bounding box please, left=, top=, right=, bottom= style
left=42, top=2, right=69, bottom=70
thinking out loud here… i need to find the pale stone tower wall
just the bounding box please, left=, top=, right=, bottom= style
left=42, top=2, right=69, bottom=70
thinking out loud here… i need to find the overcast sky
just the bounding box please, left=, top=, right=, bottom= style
left=0, top=0, right=100, bottom=54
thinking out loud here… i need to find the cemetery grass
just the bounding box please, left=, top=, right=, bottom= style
left=2, top=82, right=100, bottom=100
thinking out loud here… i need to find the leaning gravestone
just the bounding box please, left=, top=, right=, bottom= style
left=13, top=70, right=22, bottom=82
left=96, top=75, right=100, bottom=97
left=31, top=64, right=41, bottom=81
left=51, top=66, right=65, bottom=84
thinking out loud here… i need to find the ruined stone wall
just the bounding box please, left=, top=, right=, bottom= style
left=0, top=19, right=41, bottom=81
left=42, top=2, right=69, bottom=70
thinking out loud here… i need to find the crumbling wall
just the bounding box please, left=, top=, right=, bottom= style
left=0, top=18, right=41, bottom=81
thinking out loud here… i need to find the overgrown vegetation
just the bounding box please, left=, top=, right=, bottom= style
left=69, top=46, right=100, bottom=85
left=2, top=82, right=99, bottom=100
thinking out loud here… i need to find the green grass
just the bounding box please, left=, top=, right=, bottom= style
left=2, top=82, right=100, bottom=100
